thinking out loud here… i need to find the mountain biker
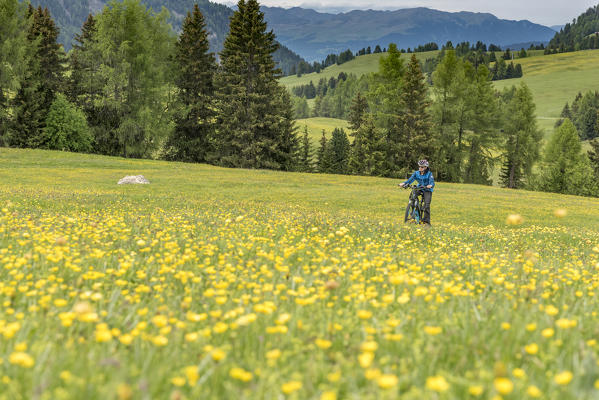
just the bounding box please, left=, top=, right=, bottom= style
left=399, top=160, right=435, bottom=225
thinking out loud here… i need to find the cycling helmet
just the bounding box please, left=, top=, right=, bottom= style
left=418, top=159, right=429, bottom=167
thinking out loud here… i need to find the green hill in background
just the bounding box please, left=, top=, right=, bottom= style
left=284, top=49, right=599, bottom=138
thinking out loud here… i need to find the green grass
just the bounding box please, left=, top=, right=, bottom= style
left=493, top=50, right=599, bottom=136
left=2, top=148, right=599, bottom=399
left=280, top=51, right=439, bottom=89
left=287, top=49, right=599, bottom=139
left=296, top=117, right=351, bottom=145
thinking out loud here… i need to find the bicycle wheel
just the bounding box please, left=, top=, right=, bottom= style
left=404, top=203, right=414, bottom=222
left=413, top=207, right=421, bottom=224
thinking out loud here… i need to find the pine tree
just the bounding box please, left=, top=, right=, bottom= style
left=67, top=14, right=99, bottom=110
left=324, top=128, right=350, bottom=174
left=317, top=130, right=328, bottom=172
left=9, top=5, right=64, bottom=148
left=401, top=54, right=433, bottom=171
left=499, top=83, right=542, bottom=188
left=463, top=65, right=500, bottom=184
left=298, top=125, right=313, bottom=172
left=348, top=92, right=368, bottom=132
left=214, top=0, right=297, bottom=170
left=539, top=118, right=598, bottom=195
left=370, top=43, right=406, bottom=177
left=347, top=92, right=369, bottom=174
left=88, top=0, right=176, bottom=158
left=164, top=5, right=216, bottom=162
left=0, top=0, right=31, bottom=145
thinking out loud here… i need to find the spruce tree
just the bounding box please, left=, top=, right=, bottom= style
left=402, top=54, right=433, bottom=171
left=325, top=128, right=350, bottom=174
left=348, top=92, right=368, bottom=132
left=67, top=14, right=99, bottom=110
left=298, top=125, right=313, bottom=172
left=214, top=0, right=297, bottom=170
left=463, top=65, right=500, bottom=184
left=499, top=83, right=542, bottom=188
left=317, top=130, right=328, bottom=172
left=539, top=119, right=597, bottom=196
left=0, top=0, right=31, bottom=145
left=164, top=5, right=216, bottom=162
left=347, top=92, right=369, bottom=174
left=9, top=5, right=64, bottom=148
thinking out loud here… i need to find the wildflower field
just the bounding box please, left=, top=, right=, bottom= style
left=2, top=149, right=599, bottom=399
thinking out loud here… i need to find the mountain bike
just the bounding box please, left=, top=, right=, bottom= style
left=400, top=184, right=426, bottom=224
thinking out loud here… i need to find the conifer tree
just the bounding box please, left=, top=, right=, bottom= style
left=164, top=5, right=216, bottom=162
left=214, top=0, right=297, bottom=170
left=9, top=5, right=64, bottom=148
left=316, top=130, right=329, bottom=173
left=348, top=92, right=368, bottom=133
left=89, top=0, right=176, bottom=158
left=499, top=83, right=542, bottom=188
left=401, top=54, right=433, bottom=170
left=538, top=118, right=597, bottom=196
left=67, top=14, right=100, bottom=112
left=463, top=65, right=500, bottom=184
left=324, top=128, right=350, bottom=174
left=298, top=125, right=313, bottom=172
left=369, top=43, right=406, bottom=177
left=348, top=92, right=369, bottom=174
left=0, top=0, right=31, bottom=145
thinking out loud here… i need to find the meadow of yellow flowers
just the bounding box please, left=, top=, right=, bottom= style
left=2, top=148, right=599, bottom=399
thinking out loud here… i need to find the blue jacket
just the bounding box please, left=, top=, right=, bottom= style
left=403, top=170, right=435, bottom=192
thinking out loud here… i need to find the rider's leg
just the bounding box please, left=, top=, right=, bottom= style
left=422, top=191, right=432, bottom=224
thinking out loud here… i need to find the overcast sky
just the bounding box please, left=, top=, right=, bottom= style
left=216, top=0, right=597, bottom=26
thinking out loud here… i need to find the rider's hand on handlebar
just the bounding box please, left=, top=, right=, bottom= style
left=398, top=183, right=405, bottom=187
left=426, top=185, right=432, bottom=189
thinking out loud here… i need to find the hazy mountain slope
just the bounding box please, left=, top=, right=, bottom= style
left=261, top=6, right=556, bottom=61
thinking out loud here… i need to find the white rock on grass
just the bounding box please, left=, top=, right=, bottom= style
left=118, top=175, right=150, bottom=185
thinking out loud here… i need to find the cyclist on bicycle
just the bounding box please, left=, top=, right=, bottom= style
left=399, top=159, right=435, bottom=225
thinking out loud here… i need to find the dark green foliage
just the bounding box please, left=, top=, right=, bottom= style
left=87, top=0, right=176, bottom=158
left=164, top=4, right=216, bottom=163
left=321, top=127, right=350, bottom=174
left=348, top=115, right=384, bottom=175
left=348, top=92, right=368, bottom=133
left=291, top=95, right=310, bottom=119
left=463, top=65, right=500, bottom=185
left=536, top=119, right=598, bottom=196
left=0, top=0, right=31, bottom=145
left=368, top=43, right=406, bottom=178
left=9, top=5, right=64, bottom=148
left=41, top=93, right=92, bottom=152
left=556, top=91, right=599, bottom=140
left=214, top=0, right=297, bottom=170
left=499, top=84, right=542, bottom=188
left=414, top=42, right=439, bottom=52
left=312, top=74, right=370, bottom=119
left=316, top=130, right=328, bottom=172
left=401, top=54, right=433, bottom=171
left=546, top=5, right=599, bottom=53
left=297, top=125, right=313, bottom=172
left=588, top=134, right=599, bottom=177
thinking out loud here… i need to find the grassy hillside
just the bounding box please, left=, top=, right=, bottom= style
left=296, top=117, right=351, bottom=145
left=1, top=148, right=599, bottom=399
left=286, top=49, right=599, bottom=138
left=280, top=51, right=439, bottom=89
left=493, top=49, right=599, bottom=123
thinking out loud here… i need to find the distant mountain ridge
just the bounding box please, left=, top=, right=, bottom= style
left=32, top=0, right=557, bottom=63
left=260, top=6, right=557, bottom=61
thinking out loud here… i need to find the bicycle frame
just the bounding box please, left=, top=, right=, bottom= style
left=404, top=185, right=425, bottom=224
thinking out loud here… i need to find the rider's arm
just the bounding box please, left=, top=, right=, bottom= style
left=403, top=172, right=416, bottom=186
left=427, top=172, right=435, bottom=189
